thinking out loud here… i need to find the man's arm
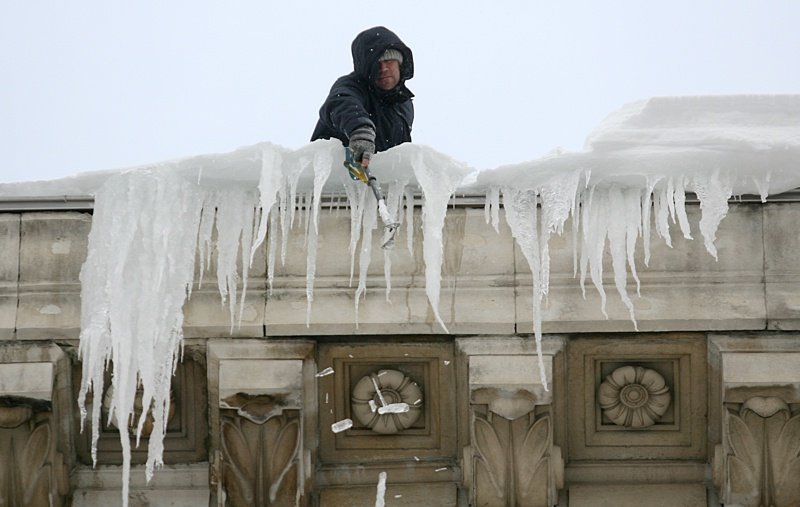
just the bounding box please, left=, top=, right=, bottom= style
left=319, top=76, right=376, bottom=141
left=319, top=76, right=376, bottom=163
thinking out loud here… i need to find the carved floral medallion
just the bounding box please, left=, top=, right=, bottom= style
left=598, top=365, right=671, bottom=428
left=351, top=369, right=423, bottom=434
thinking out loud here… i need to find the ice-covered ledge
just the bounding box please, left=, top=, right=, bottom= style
left=264, top=206, right=516, bottom=335
left=1, top=197, right=799, bottom=338
left=2, top=94, right=799, bottom=342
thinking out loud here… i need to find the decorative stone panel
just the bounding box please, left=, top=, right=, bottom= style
left=0, top=344, right=72, bottom=506
left=710, top=335, right=800, bottom=506
left=317, top=342, right=456, bottom=464
left=715, top=397, right=800, bottom=506
left=219, top=409, right=301, bottom=506
left=73, top=348, right=208, bottom=465
left=207, top=340, right=315, bottom=507
left=350, top=368, right=424, bottom=434
left=459, top=337, right=564, bottom=507
left=598, top=365, right=671, bottom=428
left=567, top=335, right=707, bottom=460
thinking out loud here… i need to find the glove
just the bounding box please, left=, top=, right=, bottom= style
left=349, top=126, right=376, bottom=166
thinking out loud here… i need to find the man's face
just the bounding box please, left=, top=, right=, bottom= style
left=375, top=59, right=401, bottom=90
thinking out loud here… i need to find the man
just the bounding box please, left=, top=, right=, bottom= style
left=311, top=26, right=414, bottom=168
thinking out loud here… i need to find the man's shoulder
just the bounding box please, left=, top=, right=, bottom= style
left=330, top=72, right=368, bottom=92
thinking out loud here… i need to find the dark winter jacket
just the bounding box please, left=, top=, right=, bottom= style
left=311, top=26, right=414, bottom=152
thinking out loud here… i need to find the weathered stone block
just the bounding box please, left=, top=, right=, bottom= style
left=764, top=203, right=800, bottom=330
left=218, top=358, right=303, bottom=400
left=19, top=212, right=90, bottom=283
left=319, top=482, right=457, bottom=506
left=569, top=484, right=707, bottom=506
left=182, top=289, right=264, bottom=338
left=70, top=463, right=210, bottom=507
left=723, top=352, right=800, bottom=385
left=0, top=214, right=19, bottom=340
left=271, top=207, right=516, bottom=279
left=266, top=207, right=515, bottom=335
left=265, top=284, right=514, bottom=335
left=0, top=362, right=53, bottom=400
left=16, top=212, right=90, bottom=339
left=16, top=291, right=81, bottom=340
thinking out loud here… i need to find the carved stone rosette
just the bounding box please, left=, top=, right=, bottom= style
left=468, top=388, right=563, bottom=507
left=598, top=365, right=671, bottom=428
left=351, top=369, right=423, bottom=434
left=714, top=396, right=800, bottom=506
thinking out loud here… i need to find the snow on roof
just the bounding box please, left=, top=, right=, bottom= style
left=2, top=94, right=798, bottom=199
left=473, top=95, right=800, bottom=195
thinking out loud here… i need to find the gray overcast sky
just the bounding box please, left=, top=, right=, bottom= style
left=2, top=1, right=799, bottom=183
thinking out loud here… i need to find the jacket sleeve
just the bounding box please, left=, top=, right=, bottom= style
left=318, top=76, right=376, bottom=140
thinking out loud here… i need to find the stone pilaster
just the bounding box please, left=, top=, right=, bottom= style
left=711, top=335, right=800, bottom=506
left=0, top=344, right=72, bottom=505
left=207, top=340, right=315, bottom=506
left=458, top=337, right=564, bottom=507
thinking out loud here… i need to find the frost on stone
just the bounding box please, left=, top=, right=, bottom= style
left=331, top=418, right=353, bottom=433
left=371, top=376, right=388, bottom=407
left=377, top=402, right=410, bottom=414
left=375, top=471, right=387, bottom=507
left=315, top=367, right=334, bottom=378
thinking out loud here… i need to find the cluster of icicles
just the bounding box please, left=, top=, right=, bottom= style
left=77, top=141, right=756, bottom=506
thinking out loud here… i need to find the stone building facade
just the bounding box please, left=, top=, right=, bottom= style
left=0, top=193, right=799, bottom=506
